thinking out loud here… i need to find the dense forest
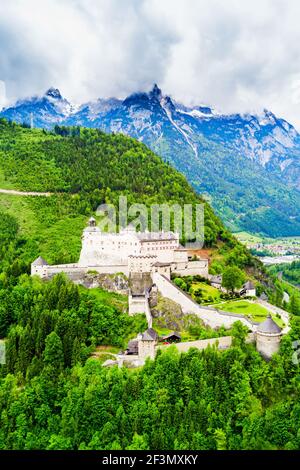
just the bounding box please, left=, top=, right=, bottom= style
left=0, top=118, right=299, bottom=450
left=1, top=273, right=300, bottom=450
left=0, top=254, right=300, bottom=450
left=268, top=261, right=300, bottom=288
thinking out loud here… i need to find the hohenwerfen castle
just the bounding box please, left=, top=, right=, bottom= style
left=31, top=217, right=208, bottom=279
left=31, top=217, right=287, bottom=362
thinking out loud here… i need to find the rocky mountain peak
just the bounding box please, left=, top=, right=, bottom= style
left=149, top=83, right=162, bottom=101
left=45, top=87, right=63, bottom=100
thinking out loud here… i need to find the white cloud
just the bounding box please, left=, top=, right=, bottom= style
left=1, top=0, right=300, bottom=128
left=0, top=81, right=6, bottom=109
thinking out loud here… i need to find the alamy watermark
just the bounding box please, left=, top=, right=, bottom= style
left=292, top=340, right=300, bottom=365
left=96, top=196, right=205, bottom=249
left=0, top=341, right=5, bottom=365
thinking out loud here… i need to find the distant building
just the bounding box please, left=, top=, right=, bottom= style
left=31, top=256, right=49, bottom=278
left=161, top=332, right=181, bottom=343
left=124, top=328, right=159, bottom=361
left=125, top=340, right=139, bottom=355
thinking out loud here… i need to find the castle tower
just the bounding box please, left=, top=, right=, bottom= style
left=138, top=328, right=158, bottom=361
left=31, top=256, right=49, bottom=278
left=256, top=314, right=282, bottom=360
left=88, top=217, right=96, bottom=227
left=78, top=217, right=102, bottom=267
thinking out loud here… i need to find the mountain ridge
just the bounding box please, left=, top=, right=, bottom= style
left=1, top=84, right=299, bottom=237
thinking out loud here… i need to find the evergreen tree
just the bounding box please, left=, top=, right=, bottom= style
left=43, top=332, right=64, bottom=372
left=289, top=293, right=300, bottom=316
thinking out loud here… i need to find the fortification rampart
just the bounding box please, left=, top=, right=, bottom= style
left=152, top=272, right=256, bottom=331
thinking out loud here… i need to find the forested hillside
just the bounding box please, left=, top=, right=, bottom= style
left=0, top=118, right=255, bottom=269
left=268, top=261, right=300, bottom=288
left=1, top=307, right=300, bottom=450
left=1, top=118, right=299, bottom=451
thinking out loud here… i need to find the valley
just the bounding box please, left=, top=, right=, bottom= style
left=236, top=232, right=300, bottom=265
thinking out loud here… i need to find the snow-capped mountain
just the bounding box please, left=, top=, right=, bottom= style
left=1, top=84, right=299, bottom=237
left=0, top=87, right=76, bottom=128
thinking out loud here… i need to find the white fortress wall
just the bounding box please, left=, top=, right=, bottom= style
left=79, top=223, right=181, bottom=267
left=173, top=260, right=209, bottom=277
left=128, top=255, right=157, bottom=274
left=79, top=227, right=141, bottom=266
left=145, top=294, right=153, bottom=328
left=33, top=263, right=129, bottom=279
left=128, top=294, right=147, bottom=315
left=160, top=333, right=255, bottom=354
left=84, top=264, right=129, bottom=275
left=140, top=236, right=179, bottom=263
left=31, top=265, right=48, bottom=278
left=168, top=337, right=232, bottom=353
left=152, top=272, right=256, bottom=331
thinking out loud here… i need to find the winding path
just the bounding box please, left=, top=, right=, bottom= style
left=0, top=188, right=52, bottom=197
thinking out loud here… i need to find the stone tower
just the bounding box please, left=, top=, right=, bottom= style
left=256, top=314, right=282, bottom=360
left=88, top=217, right=96, bottom=227
left=78, top=217, right=102, bottom=267
left=31, top=256, right=49, bottom=278
left=138, top=328, right=158, bottom=362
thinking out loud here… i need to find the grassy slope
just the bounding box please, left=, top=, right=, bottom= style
left=189, top=281, right=221, bottom=303
left=214, top=300, right=284, bottom=326
left=0, top=193, right=86, bottom=264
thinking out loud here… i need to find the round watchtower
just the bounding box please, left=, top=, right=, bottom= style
left=256, top=314, right=282, bottom=360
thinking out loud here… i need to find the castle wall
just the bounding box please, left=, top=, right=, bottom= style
left=173, top=250, right=188, bottom=263
left=128, top=294, right=147, bottom=315
left=33, top=263, right=129, bottom=280
left=173, top=260, right=209, bottom=277
left=128, top=255, right=157, bottom=273
left=79, top=229, right=141, bottom=267
left=161, top=333, right=255, bottom=353
left=152, top=264, right=171, bottom=279
left=152, top=272, right=256, bottom=331
left=140, top=238, right=179, bottom=263
left=85, top=265, right=129, bottom=276
left=171, top=336, right=232, bottom=353
left=31, top=265, right=48, bottom=278
left=79, top=226, right=180, bottom=268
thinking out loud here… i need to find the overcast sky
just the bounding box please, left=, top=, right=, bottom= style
left=1, top=0, right=300, bottom=128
